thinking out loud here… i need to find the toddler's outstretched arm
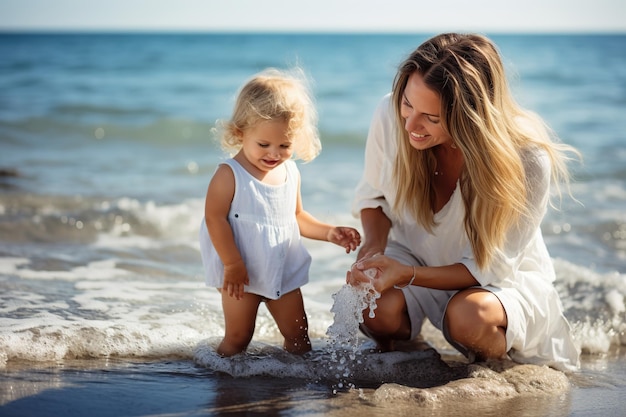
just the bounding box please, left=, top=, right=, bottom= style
left=327, top=226, right=361, bottom=253
left=294, top=171, right=361, bottom=252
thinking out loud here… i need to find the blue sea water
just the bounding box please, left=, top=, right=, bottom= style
left=0, top=33, right=625, bottom=415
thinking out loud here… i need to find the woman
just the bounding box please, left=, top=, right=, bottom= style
left=348, top=33, right=579, bottom=370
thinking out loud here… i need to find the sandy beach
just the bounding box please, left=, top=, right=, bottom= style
left=2, top=333, right=625, bottom=416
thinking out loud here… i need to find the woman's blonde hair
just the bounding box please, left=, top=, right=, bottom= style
left=216, top=67, right=321, bottom=162
left=391, top=33, right=580, bottom=269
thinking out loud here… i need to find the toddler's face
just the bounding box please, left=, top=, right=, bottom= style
left=239, top=119, right=293, bottom=172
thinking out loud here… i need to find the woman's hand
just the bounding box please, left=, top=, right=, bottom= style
left=347, top=254, right=413, bottom=293
left=222, top=259, right=249, bottom=300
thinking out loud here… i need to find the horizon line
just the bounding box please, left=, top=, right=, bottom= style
left=1, top=28, right=625, bottom=36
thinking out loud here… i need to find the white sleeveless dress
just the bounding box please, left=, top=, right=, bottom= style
left=199, top=159, right=311, bottom=300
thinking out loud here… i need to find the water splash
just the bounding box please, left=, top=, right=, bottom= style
left=324, top=273, right=380, bottom=391
left=325, top=280, right=380, bottom=350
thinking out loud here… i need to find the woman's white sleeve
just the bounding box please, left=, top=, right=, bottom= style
left=352, top=94, right=395, bottom=220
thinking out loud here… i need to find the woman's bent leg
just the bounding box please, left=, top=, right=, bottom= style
left=361, top=288, right=411, bottom=351
left=444, top=288, right=508, bottom=361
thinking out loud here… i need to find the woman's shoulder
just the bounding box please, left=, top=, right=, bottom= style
left=519, top=146, right=552, bottom=196
left=368, top=93, right=396, bottom=138
left=521, top=146, right=550, bottom=174
left=374, top=93, right=393, bottom=117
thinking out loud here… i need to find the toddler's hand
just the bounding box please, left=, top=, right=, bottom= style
left=328, top=226, right=361, bottom=253
left=223, top=259, right=249, bottom=300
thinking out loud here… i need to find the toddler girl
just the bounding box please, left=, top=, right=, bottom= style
left=200, top=68, right=361, bottom=356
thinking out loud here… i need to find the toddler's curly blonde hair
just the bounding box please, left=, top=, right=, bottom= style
left=215, top=68, right=321, bottom=162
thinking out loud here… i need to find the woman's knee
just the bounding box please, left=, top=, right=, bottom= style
left=445, top=289, right=505, bottom=340
left=362, top=289, right=406, bottom=333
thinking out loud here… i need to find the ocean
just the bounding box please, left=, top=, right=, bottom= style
left=0, top=33, right=625, bottom=416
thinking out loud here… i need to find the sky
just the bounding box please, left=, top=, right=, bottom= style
left=0, top=0, right=625, bottom=33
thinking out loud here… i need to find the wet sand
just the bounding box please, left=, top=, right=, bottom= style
left=1, top=348, right=624, bottom=417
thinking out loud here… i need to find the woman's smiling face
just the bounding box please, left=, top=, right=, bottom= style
left=400, top=72, right=453, bottom=150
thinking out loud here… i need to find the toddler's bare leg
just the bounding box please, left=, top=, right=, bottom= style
left=218, top=291, right=262, bottom=356
left=266, top=288, right=312, bottom=355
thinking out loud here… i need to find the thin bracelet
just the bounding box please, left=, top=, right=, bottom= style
left=394, top=265, right=416, bottom=289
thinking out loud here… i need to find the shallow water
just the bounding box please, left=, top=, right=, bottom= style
left=1, top=351, right=624, bottom=417
left=2, top=285, right=625, bottom=416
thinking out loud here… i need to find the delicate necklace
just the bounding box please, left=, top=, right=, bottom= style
left=434, top=142, right=457, bottom=176
left=434, top=161, right=442, bottom=176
